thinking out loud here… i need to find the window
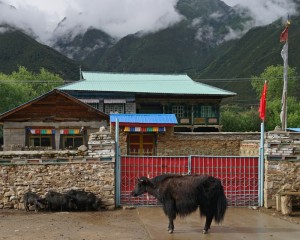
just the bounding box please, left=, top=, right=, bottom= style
left=59, top=129, right=85, bottom=149
left=172, top=105, right=185, bottom=118
left=201, top=105, right=216, bottom=117
left=29, top=135, right=52, bottom=147
left=104, top=104, right=124, bottom=114
left=128, top=134, right=155, bottom=156
left=79, top=99, right=100, bottom=109
left=26, top=128, right=55, bottom=149
left=88, top=102, right=99, bottom=109
left=62, top=135, right=83, bottom=149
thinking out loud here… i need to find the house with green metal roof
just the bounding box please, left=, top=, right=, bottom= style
left=60, top=72, right=236, bottom=132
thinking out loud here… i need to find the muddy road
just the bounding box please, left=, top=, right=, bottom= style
left=0, top=209, right=150, bottom=240
left=0, top=207, right=299, bottom=240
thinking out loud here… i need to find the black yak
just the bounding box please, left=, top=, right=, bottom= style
left=45, top=191, right=76, bottom=211
left=23, top=191, right=46, bottom=212
left=65, top=189, right=101, bottom=211
left=131, top=174, right=227, bottom=234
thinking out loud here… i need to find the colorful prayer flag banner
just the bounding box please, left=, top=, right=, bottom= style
left=124, top=126, right=165, bottom=132
left=60, top=129, right=81, bottom=134
left=30, top=129, right=56, bottom=134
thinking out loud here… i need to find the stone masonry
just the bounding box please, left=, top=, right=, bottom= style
left=264, top=131, right=300, bottom=208
left=0, top=127, right=116, bottom=210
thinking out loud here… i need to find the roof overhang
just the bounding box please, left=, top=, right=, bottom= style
left=110, top=114, right=178, bottom=126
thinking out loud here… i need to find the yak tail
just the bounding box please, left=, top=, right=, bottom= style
left=214, top=183, right=227, bottom=223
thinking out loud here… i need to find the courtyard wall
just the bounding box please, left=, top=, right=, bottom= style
left=117, top=127, right=260, bottom=155
left=0, top=127, right=115, bottom=210
left=264, top=131, right=300, bottom=208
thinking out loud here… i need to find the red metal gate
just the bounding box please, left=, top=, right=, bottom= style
left=119, top=155, right=259, bottom=207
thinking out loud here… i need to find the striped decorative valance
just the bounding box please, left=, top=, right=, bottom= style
left=60, top=129, right=81, bottom=134
left=30, top=129, right=56, bottom=134
left=124, top=126, right=165, bottom=132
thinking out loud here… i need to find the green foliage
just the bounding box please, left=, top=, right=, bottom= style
left=220, top=105, right=260, bottom=132
left=0, top=66, right=63, bottom=114
left=250, top=65, right=300, bottom=130
left=221, top=63, right=300, bottom=131
left=251, top=65, right=299, bottom=100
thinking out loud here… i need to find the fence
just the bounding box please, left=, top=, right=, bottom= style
left=118, top=155, right=259, bottom=207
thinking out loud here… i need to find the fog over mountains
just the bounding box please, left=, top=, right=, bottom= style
left=1, top=0, right=296, bottom=45
left=1, top=0, right=299, bottom=105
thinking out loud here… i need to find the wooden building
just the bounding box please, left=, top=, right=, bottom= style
left=60, top=72, right=236, bottom=132
left=0, top=89, right=108, bottom=151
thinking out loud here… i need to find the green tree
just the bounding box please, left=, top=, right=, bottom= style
left=0, top=66, right=63, bottom=140
left=251, top=65, right=300, bottom=131
left=0, top=66, right=63, bottom=114
left=251, top=65, right=299, bottom=101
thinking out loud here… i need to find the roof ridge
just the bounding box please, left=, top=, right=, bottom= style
left=82, top=71, right=188, bottom=76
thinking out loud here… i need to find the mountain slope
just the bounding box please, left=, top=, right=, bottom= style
left=52, top=27, right=116, bottom=68
left=0, top=29, right=81, bottom=80
left=91, top=0, right=250, bottom=73
left=195, top=14, right=300, bottom=105
left=51, top=0, right=250, bottom=73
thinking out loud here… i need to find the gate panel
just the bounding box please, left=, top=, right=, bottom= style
left=120, top=156, right=188, bottom=205
left=191, top=156, right=259, bottom=206
left=119, top=155, right=259, bottom=207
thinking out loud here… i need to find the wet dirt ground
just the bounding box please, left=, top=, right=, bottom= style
left=0, top=208, right=150, bottom=240
left=0, top=207, right=299, bottom=240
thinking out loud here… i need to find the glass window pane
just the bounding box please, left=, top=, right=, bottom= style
left=62, top=135, right=84, bottom=149
left=64, top=137, right=74, bottom=149
left=104, top=104, right=124, bottom=114
left=172, top=105, right=184, bottom=118
left=41, top=137, right=51, bottom=146
left=129, top=135, right=140, bottom=143
left=74, top=137, right=83, bottom=148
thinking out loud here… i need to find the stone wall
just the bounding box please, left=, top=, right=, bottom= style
left=116, top=126, right=260, bottom=156
left=157, top=129, right=260, bottom=155
left=0, top=127, right=116, bottom=210
left=0, top=162, right=115, bottom=210
left=240, top=140, right=260, bottom=156
left=264, top=131, right=300, bottom=208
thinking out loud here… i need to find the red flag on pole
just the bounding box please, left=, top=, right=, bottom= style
left=280, top=26, right=288, bottom=42
left=280, top=20, right=290, bottom=42
left=259, top=81, right=267, bottom=121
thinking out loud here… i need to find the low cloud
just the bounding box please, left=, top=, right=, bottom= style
left=223, top=0, right=297, bottom=26
left=0, top=0, right=297, bottom=45
left=1, top=0, right=182, bottom=44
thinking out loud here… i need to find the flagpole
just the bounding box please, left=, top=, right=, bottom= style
left=259, top=121, right=264, bottom=207
left=280, top=19, right=290, bottom=131
left=258, top=80, right=267, bottom=207
left=281, top=41, right=288, bottom=131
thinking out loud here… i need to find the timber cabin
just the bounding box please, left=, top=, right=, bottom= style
left=60, top=72, right=236, bottom=132
left=0, top=89, right=109, bottom=151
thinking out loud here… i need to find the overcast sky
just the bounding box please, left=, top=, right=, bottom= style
left=1, top=0, right=296, bottom=44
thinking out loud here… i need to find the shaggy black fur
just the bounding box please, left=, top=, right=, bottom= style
left=132, top=174, right=227, bottom=234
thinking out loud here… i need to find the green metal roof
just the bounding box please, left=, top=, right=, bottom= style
left=59, top=72, right=236, bottom=96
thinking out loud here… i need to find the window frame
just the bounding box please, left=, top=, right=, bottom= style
left=172, top=105, right=185, bottom=118
left=61, top=134, right=84, bottom=150
left=127, top=133, right=156, bottom=156
left=28, top=134, right=53, bottom=148
left=104, top=103, right=125, bottom=114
